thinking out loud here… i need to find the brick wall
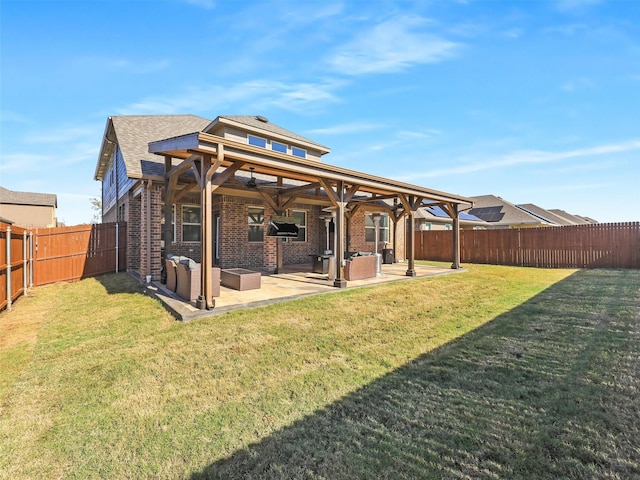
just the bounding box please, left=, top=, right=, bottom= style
left=133, top=182, right=409, bottom=277
left=127, top=191, right=141, bottom=272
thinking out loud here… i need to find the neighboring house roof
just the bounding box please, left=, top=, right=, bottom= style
left=208, top=115, right=330, bottom=153
left=415, top=205, right=487, bottom=226
left=516, top=203, right=570, bottom=225
left=0, top=186, right=57, bottom=207
left=469, top=195, right=555, bottom=227
left=95, top=115, right=211, bottom=181
left=548, top=209, right=591, bottom=225
left=575, top=215, right=599, bottom=224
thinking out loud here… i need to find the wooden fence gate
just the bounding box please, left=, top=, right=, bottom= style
left=0, top=222, right=126, bottom=312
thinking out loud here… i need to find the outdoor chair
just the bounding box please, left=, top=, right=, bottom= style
left=165, top=257, right=178, bottom=292
left=175, top=261, right=221, bottom=303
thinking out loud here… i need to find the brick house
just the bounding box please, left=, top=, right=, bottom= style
left=95, top=114, right=472, bottom=308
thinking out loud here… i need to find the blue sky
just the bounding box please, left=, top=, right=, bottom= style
left=1, top=0, right=639, bottom=225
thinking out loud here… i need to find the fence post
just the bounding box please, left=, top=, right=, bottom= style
left=23, top=229, right=28, bottom=296
left=29, top=231, right=34, bottom=287
left=6, top=224, right=11, bottom=311
left=115, top=222, right=119, bottom=273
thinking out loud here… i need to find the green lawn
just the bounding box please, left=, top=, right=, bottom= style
left=1, top=264, right=638, bottom=479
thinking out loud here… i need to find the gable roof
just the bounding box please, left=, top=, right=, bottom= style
left=0, top=186, right=57, bottom=207
left=206, top=115, right=330, bottom=154
left=470, top=195, right=555, bottom=226
left=95, top=115, right=211, bottom=181
left=548, top=208, right=591, bottom=225
left=516, top=203, right=568, bottom=225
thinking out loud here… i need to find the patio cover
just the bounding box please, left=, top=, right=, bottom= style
left=149, top=131, right=473, bottom=309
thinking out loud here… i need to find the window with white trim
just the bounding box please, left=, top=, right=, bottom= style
left=248, top=135, right=267, bottom=148
left=271, top=141, right=287, bottom=153
left=365, top=213, right=389, bottom=243
left=291, top=146, right=306, bottom=158
left=182, top=205, right=201, bottom=242
left=290, top=210, right=307, bottom=242
left=248, top=206, right=264, bottom=242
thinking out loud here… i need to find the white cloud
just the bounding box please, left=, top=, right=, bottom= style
left=119, top=80, right=343, bottom=115
left=308, top=122, right=380, bottom=135
left=556, top=0, right=605, bottom=11
left=177, top=0, right=216, bottom=9
left=24, top=125, right=102, bottom=144
left=560, top=77, right=595, bottom=92
left=395, top=140, right=640, bottom=180
left=327, top=15, right=461, bottom=75
left=0, top=111, right=31, bottom=124
left=75, top=56, right=171, bottom=75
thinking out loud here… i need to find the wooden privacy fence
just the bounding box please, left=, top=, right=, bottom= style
left=0, top=222, right=126, bottom=312
left=0, top=223, right=31, bottom=312
left=416, top=222, right=640, bottom=269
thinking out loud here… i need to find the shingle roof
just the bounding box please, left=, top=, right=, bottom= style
left=470, top=195, right=553, bottom=226
left=110, top=115, right=212, bottom=179
left=516, top=203, right=567, bottom=225
left=0, top=186, right=57, bottom=207
left=212, top=115, right=330, bottom=152
left=548, top=209, right=591, bottom=225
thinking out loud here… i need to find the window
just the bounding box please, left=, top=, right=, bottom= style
left=271, top=141, right=287, bottom=154
left=118, top=203, right=126, bottom=222
left=365, top=213, right=390, bottom=243
left=290, top=210, right=307, bottom=242
left=248, top=135, right=267, bottom=148
left=291, top=146, right=306, bottom=158
left=161, top=204, right=176, bottom=247
left=182, top=205, right=201, bottom=242
left=248, top=206, right=264, bottom=242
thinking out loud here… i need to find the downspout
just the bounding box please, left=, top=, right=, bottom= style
left=115, top=222, right=119, bottom=273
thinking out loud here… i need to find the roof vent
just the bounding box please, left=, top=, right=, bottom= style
left=255, top=115, right=269, bottom=123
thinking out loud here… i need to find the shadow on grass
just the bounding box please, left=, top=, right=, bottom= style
left=94, top=272, right=146, bottom=296
left=191, top=269, right=640, bottom=479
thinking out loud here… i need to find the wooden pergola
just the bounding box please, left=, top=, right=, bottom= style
left=149, top=131, right=473, bottom=309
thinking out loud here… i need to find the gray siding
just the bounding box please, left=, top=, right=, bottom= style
left=102, top=147, right=135, bottom=216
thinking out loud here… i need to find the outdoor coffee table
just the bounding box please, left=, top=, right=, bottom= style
left=220, top=268, right=261, bottom=291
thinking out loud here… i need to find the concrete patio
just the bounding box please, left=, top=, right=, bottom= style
left=144, top=262, right=462, bottom=321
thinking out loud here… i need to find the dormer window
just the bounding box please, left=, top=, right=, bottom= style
left=247, top=133, right=307, bottom=159
left=271, top=141, right=287, bottom=154
left=291, top=146, right=306, bottom=159
left=248, top=135, right=267, bottom=148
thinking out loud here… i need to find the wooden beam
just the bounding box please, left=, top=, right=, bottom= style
left=279, top=181, right=322, bottom=198
left=318, top=178, right=339, bottom=206
left=344, top=184, right=360, bottom=203
left=173, top=183, right=198, bottom=204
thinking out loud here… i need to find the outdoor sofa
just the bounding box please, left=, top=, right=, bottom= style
left=343, top=252, right=377, bottom=281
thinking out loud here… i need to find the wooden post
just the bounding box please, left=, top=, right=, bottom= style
left=406, top=196, right=416, bottom=277
left=6, top=225, right=11, bottom=310
left=197, top=154, right=214, bottom=310
left=333, top=181, right=347, bottom=288
left=452, top=203, right=461, bottom=269
left=163, top=155, right=173, bottom=258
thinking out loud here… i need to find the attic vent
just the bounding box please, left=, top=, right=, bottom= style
left=255, top=115, right=269, bottom=123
